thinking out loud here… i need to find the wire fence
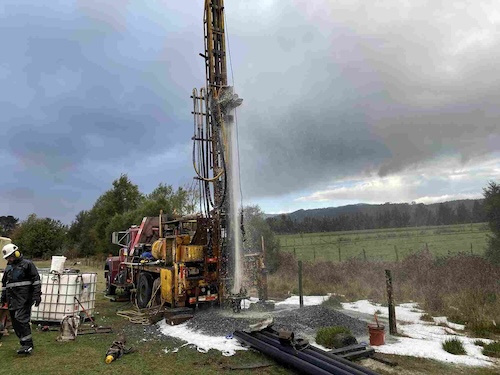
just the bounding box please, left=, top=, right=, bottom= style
left=279, top=224, right=490, bottom=262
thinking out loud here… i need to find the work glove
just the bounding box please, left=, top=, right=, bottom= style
left=33, top=297, right=41, bottom=307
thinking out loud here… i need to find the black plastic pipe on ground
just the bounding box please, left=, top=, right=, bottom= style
left=252, top=332, right=359, bottom=375
left=259, top=330, right=380, bottom=375
left=233, top=331, right=334, bottom=375
left=307, top=344, right=380, bottom=375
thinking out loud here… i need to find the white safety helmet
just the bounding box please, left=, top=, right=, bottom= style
left=2, top=243, right=19, bottom=259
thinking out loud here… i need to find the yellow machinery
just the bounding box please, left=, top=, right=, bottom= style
left=108, top=215, right=220, bottom=308
left=106, top=0, right=246, bottom=310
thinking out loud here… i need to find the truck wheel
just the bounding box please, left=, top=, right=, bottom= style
left=105, top=272, right=116, bottom=296
left=137, top=273, right=153, bottom=308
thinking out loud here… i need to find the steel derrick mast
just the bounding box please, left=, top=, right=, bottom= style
left=192, top=0, right=242, bottom=303
left=103, top=1, right=245, bottom=313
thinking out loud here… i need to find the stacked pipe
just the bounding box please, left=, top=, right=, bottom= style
left=233, top=330, right=380, bottom=375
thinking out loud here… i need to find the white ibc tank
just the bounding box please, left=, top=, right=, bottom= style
left=0, top=269, right=97, bottom=323
left=31, top=271, right=97, bottom=322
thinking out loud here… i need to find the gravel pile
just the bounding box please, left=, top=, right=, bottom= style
left=273, top=305, right=368, bottom=337
left=185, top=303, right=368, bottom=339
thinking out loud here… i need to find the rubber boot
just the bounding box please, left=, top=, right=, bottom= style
left=17, top=346, right=33, bottom=355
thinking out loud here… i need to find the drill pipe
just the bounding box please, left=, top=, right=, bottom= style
left=252, top=331, right=367, bottom=375
left=233, top=330, right=334, bottom=375
left=258, top=330, right=380, bottom=375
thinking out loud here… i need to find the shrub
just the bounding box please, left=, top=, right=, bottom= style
left=316, top=326, right=352, bottom=349
left=442, top=338, right=466, bottom=355
left=474, top=340, right=486, bottom=347
left=482, top=341, right=500, bottom=358
left=468, top=320, right=500, bottom=338
left=420, top=313, right=434, bottom=322
left=322, top=294, right=346, bottom=309
left=447, top=314, right=467, bottom=326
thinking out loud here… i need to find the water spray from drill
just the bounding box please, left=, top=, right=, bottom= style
left=225, top=97, right=244, bottom=294
left=191, top=0, right=245, bottom=301
left=103, top=0, right=267, bottom=319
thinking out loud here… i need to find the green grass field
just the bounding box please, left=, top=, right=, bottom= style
left=1, top=259, right=499, bottom=374
left=277, top=223, right=490, bottom=262
left=0, top=261, right=291, bottom=375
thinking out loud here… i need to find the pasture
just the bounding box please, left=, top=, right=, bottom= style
left=1, top=257, right=498, bottom=374
left=277, top=223, right=490, bottom=262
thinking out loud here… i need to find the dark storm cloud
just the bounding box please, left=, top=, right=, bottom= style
left=2, top=0, right=499, bottom=222
left=0, top=1, right=204, bottom=222
left=229, top=1, right=500, bottom=198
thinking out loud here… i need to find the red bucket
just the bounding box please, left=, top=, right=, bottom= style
left=368, top=323, right=385, bottom=346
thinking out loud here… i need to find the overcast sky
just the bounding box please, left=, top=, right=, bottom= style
left=1, top=0, right=499, bottom=224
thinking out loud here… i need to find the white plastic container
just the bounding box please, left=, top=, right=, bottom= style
left=0, top=269, right=97, bottom=323
left=0, top=237, right=11, bottom=270
left=31, top=271, right=97, bottom=322
left=50, top=256, right=67, bottom=274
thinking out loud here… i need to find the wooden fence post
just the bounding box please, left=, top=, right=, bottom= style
left=261, top=236, right=268, bottom=301
left=338, top=246, right=341, bottom=262
left=394, top=245, right=399, bottom=262
left=470, top=243, right=473, bottom=255
left=298, top=260, right=303, bottom=308
left=363, top=248, right=367, bottom=261
left=385, top=269, right=398, bottom=335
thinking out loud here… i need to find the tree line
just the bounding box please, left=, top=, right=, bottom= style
left=2, top=175, right=280, bottom=271
left=267, top=201, right=486, bottom=234
left=2, top=178, right=499, bottom=266
left=3, top=175, right=196, bottom=258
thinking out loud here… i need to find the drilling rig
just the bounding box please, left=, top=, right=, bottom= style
left=191, top=0, right=243, bottom=301
left=104, top=0, right=245, bottom=311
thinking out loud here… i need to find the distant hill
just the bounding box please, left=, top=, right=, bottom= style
left=265, top=199, right=485, bottom=234
left=267, top=199, right=482, bottom=222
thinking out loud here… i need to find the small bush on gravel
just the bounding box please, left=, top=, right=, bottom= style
left=442, top=338, right=466, bottom=355
left=482, top=341, right=500, bottom=358
left=322, top=294, right=346, bottom=309
left=316, top=326, right=352, bottom=348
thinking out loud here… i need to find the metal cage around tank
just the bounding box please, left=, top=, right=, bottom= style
left=32, top=271, right=97, bottom=323
left=0, top=269, right=97, bottom=323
